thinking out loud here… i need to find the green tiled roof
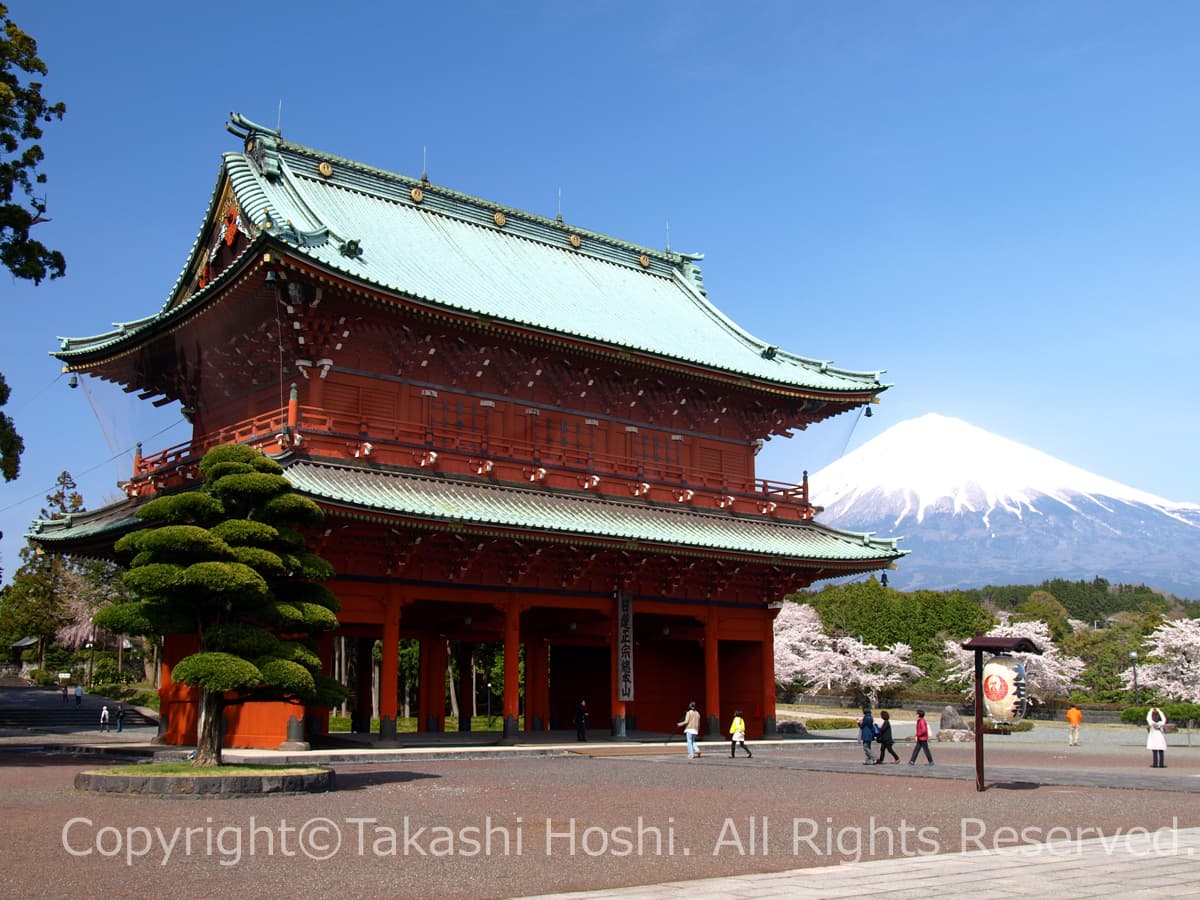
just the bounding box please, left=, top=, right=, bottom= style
left=30, top=460, right=905, bottom=568
left=28, top=498, right=142, bottom=544
left=57, top=115, right=888, bottom=398
left=283, top=459, right=905, bottom=564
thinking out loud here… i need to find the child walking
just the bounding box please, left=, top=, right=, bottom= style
left=729, top=709, right=752, bottom=758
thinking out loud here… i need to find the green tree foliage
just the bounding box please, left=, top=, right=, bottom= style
left=1062, top=622, right=1143, bottom=704
left=0, top=471, right=83, bottom=666
left=1014, top=590, right=1072, bottom=642
left=795, top=576, right=1190, bottom=704
left=0, top=371, right=22, bottom=483
left=803, top=579, right=992, bottom=650
left=798, top=578, right=993, bottom=690
left=962, top=577, right=1177, bottom=623
left=94, top=444, right=343, bottom=766
left=0, top=4, right=66, bottom=284
left=0, top=7, right=66, bottom=483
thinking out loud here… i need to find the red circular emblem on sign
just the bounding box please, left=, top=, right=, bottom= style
left=983, top=673, right=1009, bottom=702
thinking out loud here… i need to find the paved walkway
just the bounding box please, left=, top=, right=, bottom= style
left=4, top=683, right=1199, bottom=897
left=522, top=827, right=1200, bottom=898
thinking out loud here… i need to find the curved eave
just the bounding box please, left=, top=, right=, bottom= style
left=53, top=234, right=268, bottom=366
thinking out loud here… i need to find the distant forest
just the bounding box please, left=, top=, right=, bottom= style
left=790, top=577, right=1197, bottom=702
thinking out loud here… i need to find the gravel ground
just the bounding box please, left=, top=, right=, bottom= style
left=1, top=726, right=1195, bottom=900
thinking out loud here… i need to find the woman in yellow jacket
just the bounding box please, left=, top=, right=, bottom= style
left=729, top=710, right=752, bottom=758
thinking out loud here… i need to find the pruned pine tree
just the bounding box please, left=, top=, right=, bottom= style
left=94, top=444, right=344, bottom=766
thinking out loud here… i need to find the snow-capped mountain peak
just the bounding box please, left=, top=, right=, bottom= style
left=807, top=413, right=1200, bottom=599
left=811, top=413, right=1197, bottom=529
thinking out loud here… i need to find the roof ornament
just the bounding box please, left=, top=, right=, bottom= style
left=226, top=112, right=281, bottom=181
left=679, top=252, right=705, bottom=295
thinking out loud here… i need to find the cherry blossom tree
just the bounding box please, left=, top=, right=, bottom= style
left=773, top=601, right=826, bottom=688
left=773, top=601, right=923, bottom=705
left=942, top=617, right=1084, bottom=702
left=1122, top=618, right=1200, bottom=704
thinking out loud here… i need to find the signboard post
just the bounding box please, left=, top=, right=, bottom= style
left=616, top=591, right=634, bottom=702
left=961, top=635, right=1042, bottom=792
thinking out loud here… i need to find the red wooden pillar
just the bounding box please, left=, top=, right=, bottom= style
left=417, top=633, right=447, bottom=733
left=524, top=638, right=548, bottom=732
left=610, top=614, right=627, bottom=737
left=503, top=600, right=522, bottom=738
left=704, top=606, right=720, bottom=737
left=762, top=610, right=778, bottom=735
left=379, top=600, right=400, bottom=740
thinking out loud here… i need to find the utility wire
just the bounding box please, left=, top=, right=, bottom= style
left=0, top=417, right=186, bottom=514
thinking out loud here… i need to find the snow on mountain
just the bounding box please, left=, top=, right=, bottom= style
left=809, top=414, right=1200, bottom=598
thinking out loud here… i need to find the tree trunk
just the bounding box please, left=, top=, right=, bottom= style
left=143, top=638, right=158, bottom=685
left=193, top=688, right=223, bottom=767
left=448, top=650, right=459, bottom=719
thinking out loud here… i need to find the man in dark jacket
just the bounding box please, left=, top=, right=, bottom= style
left=858, top=708, right=875, bottom=764
left=575, top=700, right=588, bottom=741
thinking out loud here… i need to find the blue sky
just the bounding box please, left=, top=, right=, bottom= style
left=1, top=2, right=1198, bottom=580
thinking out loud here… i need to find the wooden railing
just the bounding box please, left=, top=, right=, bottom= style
left=125, top=406, right=814, bottom=520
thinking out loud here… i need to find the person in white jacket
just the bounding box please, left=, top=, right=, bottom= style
left=1146, top=707, right=1167, bottom=769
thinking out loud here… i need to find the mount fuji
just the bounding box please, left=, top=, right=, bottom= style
left=808, top=414, right=1200, bottom=599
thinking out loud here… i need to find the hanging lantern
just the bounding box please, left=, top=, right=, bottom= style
left=982, top=654, right=1029, bottom=725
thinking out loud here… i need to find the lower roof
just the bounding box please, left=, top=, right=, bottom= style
left=30, top=459, right=905, bottom=567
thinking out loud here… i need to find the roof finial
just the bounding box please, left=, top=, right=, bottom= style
left=276, top=100, right=282, bottom=136
left=665, top=221, right=671, bottom=253
left=556, top=188, right=563, bottom=223
left=421, top=145, right=429, bottom=186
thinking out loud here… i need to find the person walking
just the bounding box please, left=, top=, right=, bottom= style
left=1147, top=706, right=1168, bottom=768
left=857, top=707, right=876, bottom=764
left=875, top=710, right=900, bottom=763
left=574, top=700, right=588, bottom=741
left=908, top=709, right=934, bottom=765
left=1066, top=704, right=1083, bottom=746
left=61, top=683, right=68, bottom=705
left=74, top=684, right=83, bottom=707
left=115, top=704, right=125, bottom=733
left=728, top=709, right=752, bottom=758
left=99, top=705, right=110, bottom=733
left=678, top=701, right=702, bottom=759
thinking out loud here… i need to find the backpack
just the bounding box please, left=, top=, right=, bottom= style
left=872, top=723, right=881, bottom=739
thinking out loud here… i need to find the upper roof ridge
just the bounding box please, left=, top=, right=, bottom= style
left=226, top=111, right=689, bottom=280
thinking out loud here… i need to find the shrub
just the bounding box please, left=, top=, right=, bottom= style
left=27, top=669, right=57, bottom=686
left=1164, top=702, right=1200, bottom=724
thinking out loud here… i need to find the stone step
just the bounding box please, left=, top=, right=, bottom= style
left=0, top=708, right=158, bottom=729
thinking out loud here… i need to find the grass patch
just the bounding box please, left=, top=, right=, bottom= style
left=328, top=714, right=522, bottom=733
left=802, top=717, right=859, bottom=730
left=91, top=762, right=328, bottom=776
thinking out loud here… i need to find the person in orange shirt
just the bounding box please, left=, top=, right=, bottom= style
left=1066, top=704, right=1083, bottom=746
